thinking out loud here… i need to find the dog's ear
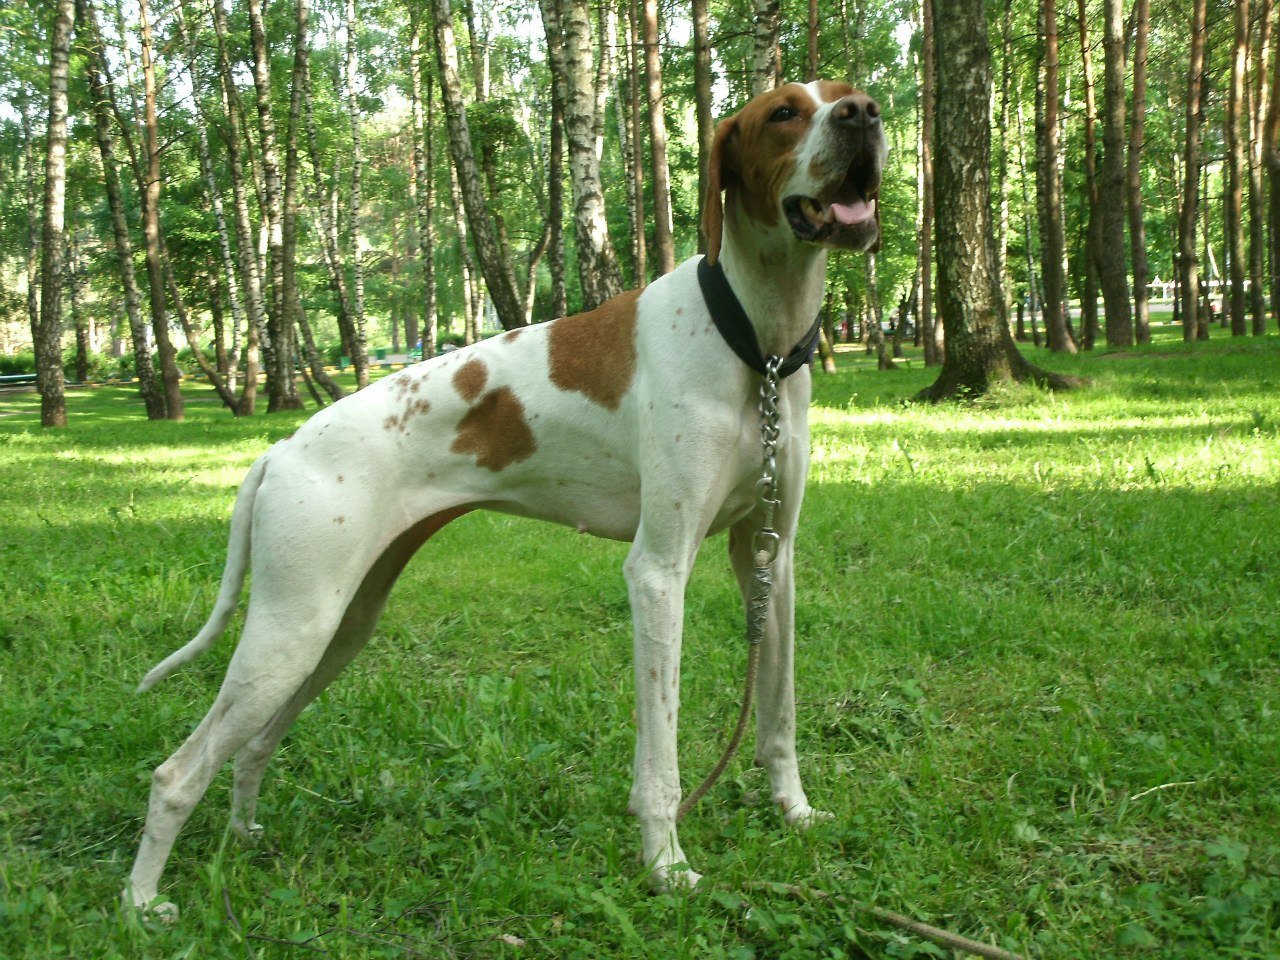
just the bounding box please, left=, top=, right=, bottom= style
left=702, top=115, right=738, bottom=266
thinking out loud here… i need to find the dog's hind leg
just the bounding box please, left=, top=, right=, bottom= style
left=126, top=611, right=339, bottom=918
left=228, top=507, right=469, bottom=842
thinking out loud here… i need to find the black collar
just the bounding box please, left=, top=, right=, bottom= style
left=697, top=257, right=821, bottom=379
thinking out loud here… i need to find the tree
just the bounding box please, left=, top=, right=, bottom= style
left=641, top=0, right=674, bottom=275
left=919, top=0, right=940, bottom=366
left=1179, top=0, right=1208, bottom=342
left=248, top=0, right=302, bottom=407
left=1127, top=0, right=1151, bottom=343
left=1098, top=0, right=1132, bottom=347
left=692, top=0, right=713, bottom=258
left=138, top=0, right=183, bottom=419
left=539, top=0, right=624, bottom=308
left=433, top=0, right=526, bottom=328
left=343, top=0, right=372, bottom=384
left=408, top=14, right=440, bottom=352
left=1076, top=0, right=1101, bottom=349
left=34, top=0, right=74, bottom=427
left=286, top=0, right=342, bottom=402
left=1247, top=0, right=1271, bottom=336
left=79, top=0, right=163, bottom=419
left=1037, top=0, right=1076, bottom=353
left=915, top=0, right=1076, bottom=402
left=750, top=0, right=780, bottom=94
left=1225, top=0, right=1250, bottom=337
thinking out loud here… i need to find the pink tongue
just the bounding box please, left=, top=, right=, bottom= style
left=830, top=198, right=875, bottom=225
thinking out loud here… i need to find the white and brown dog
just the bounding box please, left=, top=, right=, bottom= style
left=126, top=80, right=886, bottom=914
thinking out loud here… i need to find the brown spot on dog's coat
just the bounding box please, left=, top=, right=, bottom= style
left=384, top=396, right=431, bottom=433
left=451, top=387, right=537, bottom=471
left=452, top=357, right=488, bottom=403
left=547, top=289, right=640, bottom=410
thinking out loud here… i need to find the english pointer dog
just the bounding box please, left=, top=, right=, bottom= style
left=126, top=80, right=886, bottom=915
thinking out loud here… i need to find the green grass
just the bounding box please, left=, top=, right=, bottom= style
left=2, top=333, right=1279, bottom=958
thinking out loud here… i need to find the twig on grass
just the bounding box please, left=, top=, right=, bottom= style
left=1128, top=778, right=1206, bottom=802
left=743, top=880, right=1028, bottom=960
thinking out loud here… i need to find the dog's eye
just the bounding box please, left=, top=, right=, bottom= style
left=768, top=106, right=798, bottom=123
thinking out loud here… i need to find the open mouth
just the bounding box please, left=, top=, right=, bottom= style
left=783, top=159, right=880, bottom=245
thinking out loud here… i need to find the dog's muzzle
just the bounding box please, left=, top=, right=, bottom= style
left=784, top=93, right=884, bottom=252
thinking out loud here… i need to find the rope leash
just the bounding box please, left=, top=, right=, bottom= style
left=677, top=355, right=781, bottom=821
left=674, top=357, right=1028, bottom=960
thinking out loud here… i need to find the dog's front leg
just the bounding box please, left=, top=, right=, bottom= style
left=624, top=530, right=700, bottom=890
left=728, top=521, right=829, bottom=829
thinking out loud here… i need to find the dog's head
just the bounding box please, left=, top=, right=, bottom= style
left=703, top=81, right=886, bottom=263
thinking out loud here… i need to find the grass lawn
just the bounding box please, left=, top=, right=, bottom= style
left=2, top=330, right=1278, bottom=958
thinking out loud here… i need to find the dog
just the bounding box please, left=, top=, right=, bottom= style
left=125, top=80, right=885, bottom=915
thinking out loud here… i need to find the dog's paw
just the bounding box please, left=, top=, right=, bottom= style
left=124, top=888, right=179, bottom=924
left=231, top=819, right=264, bottom=846
left=647, top=862, right=703, bottom=893
left=778, top=798, right=833, bottom=829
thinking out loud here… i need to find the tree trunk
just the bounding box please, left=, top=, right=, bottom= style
left=344, top=0, right=372, bottom=383
left=20, top=88, right=41, bottom=360
left=920, top=0, right=940, bottom=366
left=445, top=156, right=480, bottom=342
left=916, top=0, right=1078, bottom=402
left=641, top=0, right=675, bottom=275
left=1127, top=0, right=1151, bottom=343
left=409, top=20, right=440, bottom=353
left=1249, top=0, right=1272, bottom=335
left=540, top=0, right=624, bottom=309
left=1097, top=0, right=1132, bottom=346
left=1015, top=93, right=1042, bottom=340
left=751, top=0, right=780, bottom=94
left=1226, top=0, right=1250, bottom=337
left=248, top=0, right=302, bottom=408
left=1037, top=0, right=1076, bottom=353
left=1266, top=0, right=1280, bottom=331
left=626, top=0, right=647, bottom=284
left=79, top=0, right=164, bottom=418
left=1076, top=0, right=1101, bottom=349
left=300, top=24, right=357, bottom=369
left=212, top=0, right=262, bottom=414
left=996, top=0, right=1014, bottom=325
left=434, top=0, right=528, bottom=328
left=68, top=232, right=88, bottom=383
left=1180, top=0, right=1208, bottom=342
left=693, top=0, right=713, bottom=259
left=288, top=0, right=343, bottom=401
left=34, top=0, right=75, bottom=426
left=139, top=0, right=184, bottom=420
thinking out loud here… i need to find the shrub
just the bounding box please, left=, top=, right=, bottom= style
left=0, top=351, right=35, bottom=376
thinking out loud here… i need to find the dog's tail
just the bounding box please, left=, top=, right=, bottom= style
left=137, top=453, right=270, bottom=693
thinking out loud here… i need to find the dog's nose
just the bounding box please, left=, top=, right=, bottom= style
left=832, top=92, right=881, bottom=129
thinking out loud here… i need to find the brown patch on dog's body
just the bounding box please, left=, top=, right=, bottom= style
left=450, top=387, right=537, bottom=471
left=384, top=396, right=431, bottom=433
left=547, top=289, right=640, bottom=410
left=452, top=357, right=489, bottom=403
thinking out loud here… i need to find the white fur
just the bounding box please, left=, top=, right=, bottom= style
left=123, top=82, right=884, bottom=915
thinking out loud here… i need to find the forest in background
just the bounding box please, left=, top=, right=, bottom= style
left=1, top=0, right=1277, bottom=425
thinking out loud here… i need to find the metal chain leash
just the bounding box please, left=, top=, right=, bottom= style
left=678, top=355, right=783, bottom=820
left=747, top=355, right=784, bottom=642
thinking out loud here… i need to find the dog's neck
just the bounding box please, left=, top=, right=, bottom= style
left=716, top=201, right=829, bottom=359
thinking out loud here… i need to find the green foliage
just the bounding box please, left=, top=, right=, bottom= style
left=1, top=333, right=1279, bottom=957
left=0, top=350, right=35, bottom=375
